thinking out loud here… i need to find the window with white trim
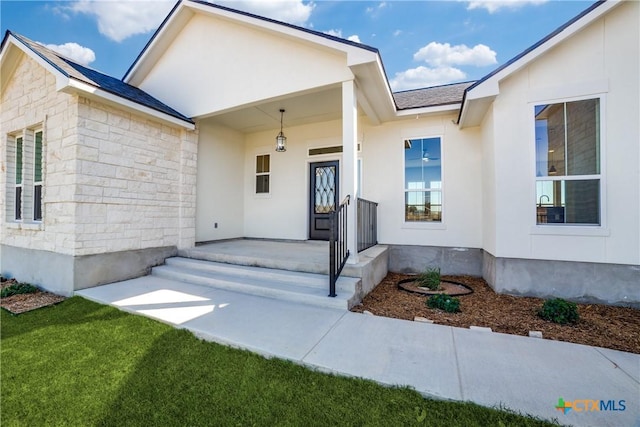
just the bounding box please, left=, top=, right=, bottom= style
left=6, top=128, right=44, bottom=223
left=535, top=98, right=601, bottom=225
left=404, top=137, right=442, bottom=222
left=33, top=130, right=43, bottom=221
left=255, top=154, right=270, bottom=194
left=15, top=136, right=23, bottom=220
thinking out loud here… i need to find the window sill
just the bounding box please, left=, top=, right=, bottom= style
left=5, top=221, right=44, bottom=231
left=402, top=221, right=446, bottom=231
left=529, top=225, right=609, bottom=237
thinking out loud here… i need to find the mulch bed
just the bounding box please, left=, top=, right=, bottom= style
left=1, top=279, right=66, bottom=314
left=351, top=273, right=640, bottom=354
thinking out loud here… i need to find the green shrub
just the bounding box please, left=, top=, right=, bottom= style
left=427, top=294, right=460, bottom=313
left=1, top=282, right=39, bottom=298
left=417, top=267, right=441, bottom=290
left=538, top=298, right=579, bottom=324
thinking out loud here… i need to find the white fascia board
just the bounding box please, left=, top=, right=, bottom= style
left=1, top=36, right=68, bottom=91
left=64, top=78, right=195, bottom=130
left=396, top=103, right=461, bottom=118
left=467, top=0, right=621, bottom=100
left=184, top=0, right=379, bottom=66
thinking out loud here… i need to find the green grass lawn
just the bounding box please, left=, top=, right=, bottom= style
left=1, top=297, right=558, bottom=426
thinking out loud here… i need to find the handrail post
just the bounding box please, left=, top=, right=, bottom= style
left=329, top=210, right=337, bottom=297
left=329, top=195, right=350, bottom=298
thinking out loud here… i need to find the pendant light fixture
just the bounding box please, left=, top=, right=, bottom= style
left=275, top=109, right=287, bottom=152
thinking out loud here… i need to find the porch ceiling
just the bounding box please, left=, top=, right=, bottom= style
left=198, top=85, right=362, bottom=133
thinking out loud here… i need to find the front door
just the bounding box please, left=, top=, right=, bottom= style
left=309, top=161, right=339, bottom=240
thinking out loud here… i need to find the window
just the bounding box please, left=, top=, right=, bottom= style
left=15, top=136, right=23, bottom=220
left=535, top=98, right=601, bottom=225
left=255, top=154, right=270, bottom=194
left=33, top=130, right=43, bottom=221
left=6, top=128, right=44, bottom=223
left=404, top=137, right=442, bottom=222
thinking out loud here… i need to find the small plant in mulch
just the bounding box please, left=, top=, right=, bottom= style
left=416, top=267, right=441, bottom=291
left=1, top=282, right=39, bottom=299
left=427, top=294, right=460, bottom=313
left=538, top=298, right=579, bottom=324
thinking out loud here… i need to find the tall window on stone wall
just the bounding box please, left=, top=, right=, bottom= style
left=535, top=98, right=601, bottom=225
left=33, top=130, right=43, bottom=221
left=404, top=137, right=442, bottom=222
left=15, top=136, right=23, bottom=220
left=255, top=154, right=270, bottom=194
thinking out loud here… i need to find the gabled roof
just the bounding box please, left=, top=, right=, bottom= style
left=124, top=0, right=379, bottom=83
left=122, top=0, right=400, bottom=123
left=394, top=81, right=475, bottom=110
left=1, top=31, right=194, bottom=128
left=458, top=0, right=621, bottom=128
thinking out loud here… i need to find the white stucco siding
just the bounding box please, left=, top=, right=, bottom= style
left=364, top=115, right=483, bottom=249
left=138, top=13, right=353, bottom=118
left=232, top=115, right=483, bottom=248
left=73, top=98, right=197, bottom=255
left=480, top=109, right=496, bottom=255
left=196, top=121, right=245, bottom=241
left=489, top=0, right=639, bottom=265
left=243, top=120, right=343, bottom=240
left=1, top=53, right=78, bottom=255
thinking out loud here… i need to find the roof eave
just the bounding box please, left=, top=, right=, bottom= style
left=395, top=103, right=461, bottom=118
left=458, top=0, right=621, bottom=128
left=1, top=32, right=194, bottom=130
left=64, top=78, right=195, bottom=129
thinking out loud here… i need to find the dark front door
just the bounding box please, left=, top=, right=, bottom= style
left=309, top=161, right=339, bottom=240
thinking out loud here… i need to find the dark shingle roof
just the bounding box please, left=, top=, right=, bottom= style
left=5, top=31, right=193, bottom=125
left=393, top=81, right=475, bottom=110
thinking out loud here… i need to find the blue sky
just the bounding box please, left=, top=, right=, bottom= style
left=1, top=0, right=595, bottom=91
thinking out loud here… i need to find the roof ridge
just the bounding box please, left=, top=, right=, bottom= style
left=393, top=80, right=477, bottom=95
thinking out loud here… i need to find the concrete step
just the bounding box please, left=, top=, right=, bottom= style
left=152, top=257, right=360, bottom=310
left=178, top=246, right=329, bottom=275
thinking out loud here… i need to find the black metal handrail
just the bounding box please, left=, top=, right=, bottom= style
left=357, top=197, right=378, bottom=252
left=329, top=195, right=350, bottom=297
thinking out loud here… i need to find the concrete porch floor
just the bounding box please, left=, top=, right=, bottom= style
left=180, top=239, right=389, bottom=296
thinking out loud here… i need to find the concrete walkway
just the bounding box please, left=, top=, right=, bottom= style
left=77, top=276, right=639, bottom=427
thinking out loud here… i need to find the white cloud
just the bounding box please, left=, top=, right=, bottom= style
left=43, top=42, right=96, bottom=66
left=393, top=29, right=402, bottom=37
left=366, top=2, right=387, bottom=16
left=390, top=66, right=466, bottom=91
left=391, top=40, right=497, bottom=90
left=68, top=0, right=174, bottom=42
left=66, top=0, right=314, bottom=42
left=414, top=42, right=497, bottom=67
left=217, top=1, right=314, bottom=26
left=467, top=0, right=548, bottom=14
left=324, top=29, right=361, bottom=43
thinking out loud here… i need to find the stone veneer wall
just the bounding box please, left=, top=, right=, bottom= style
left=73, top=97, right=197, bottom=255
left=1, top=54, right=78, bottom=254
left=1, top=53, right=197, bottom=294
